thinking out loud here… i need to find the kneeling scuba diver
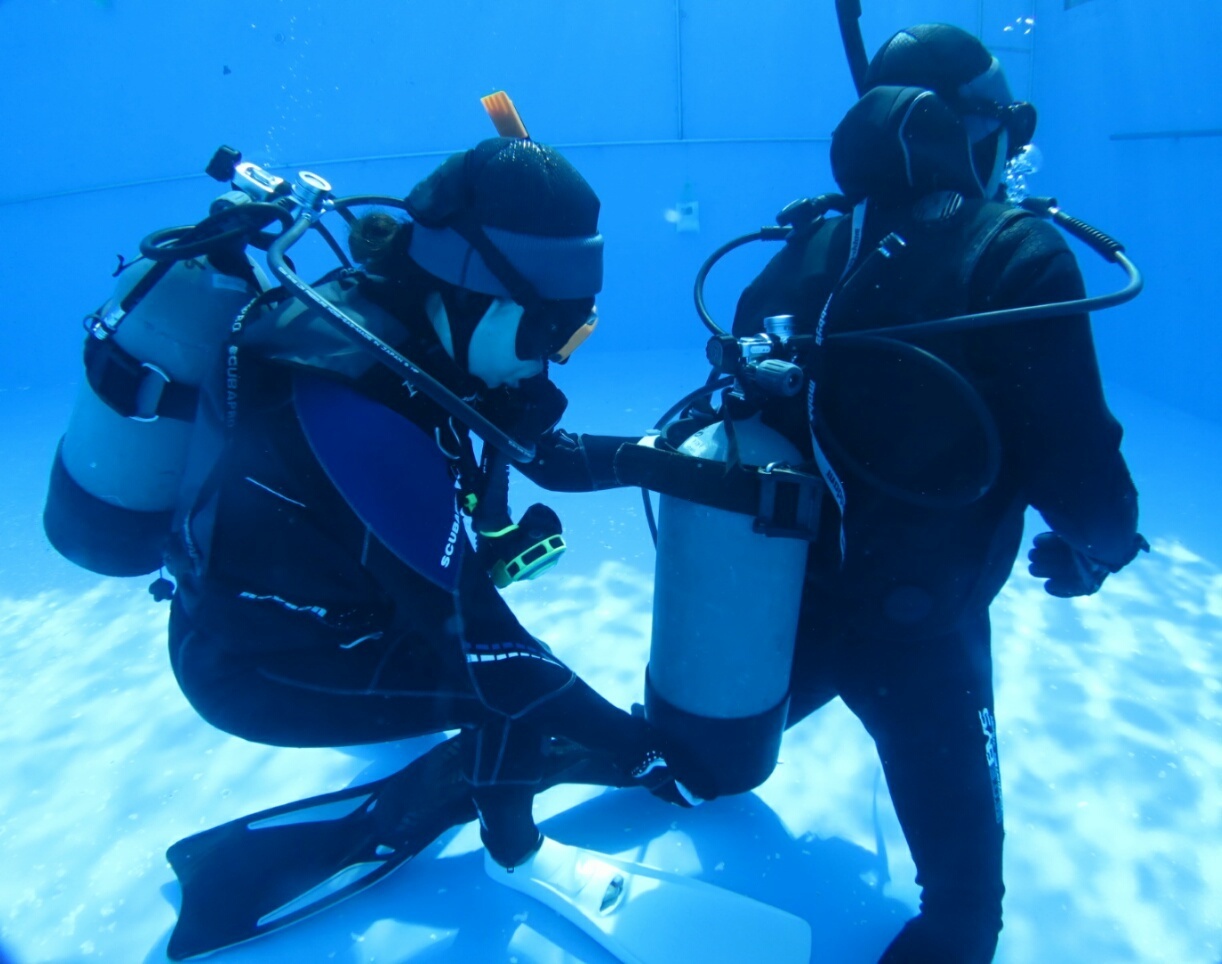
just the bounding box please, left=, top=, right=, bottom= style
left=44, top=96, right=813, bottom=964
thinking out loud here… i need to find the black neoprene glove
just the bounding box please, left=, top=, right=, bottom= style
left=628, top=748, right=704, bottom=808
left=626, top=704, right=706, bottom=807
left=1027, top=531, right=1150, bottom=598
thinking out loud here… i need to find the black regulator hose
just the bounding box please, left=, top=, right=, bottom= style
left=654, top=374, right=735, bottom=430
left=139, top=202, right=293, bottom=262
left=311, top=220, right=352, bottom=269
left=266, top=212, right=538, bottom=464
left=684, top=192, right=1144, bottom=509
left=834, top=199, right=1144, bottom=342
left=639, top=374, right=736, bottom=545
left=694, top=226, right=792, bottom=336
left=692, top=199, right=1143, bottom=345
left=141, top=192, right=413, bottom=269
left=332, top=195, right=413, bottom=215
left=816, top=335, right=1003, bottom=508
left=325, top=196, right=417, bottom=267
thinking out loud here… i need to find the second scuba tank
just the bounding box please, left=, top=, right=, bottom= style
left=646, top=413, right=808, bottom=797
left=44, top=256, right=262, bottom=576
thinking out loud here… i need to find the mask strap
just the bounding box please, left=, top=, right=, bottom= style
left=447, top=213, right=544, bottom=313
left=447, top=293, right=479, bottom=374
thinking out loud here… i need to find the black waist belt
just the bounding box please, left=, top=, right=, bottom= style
left=614, top=443, right=823, bottom=541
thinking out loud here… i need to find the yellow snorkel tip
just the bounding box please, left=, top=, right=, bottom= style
left=482, top=91, right=530, bottom=140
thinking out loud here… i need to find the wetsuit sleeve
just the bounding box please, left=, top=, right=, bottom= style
left=515, top=430, right=637, bottom=492
left=971, top=217, right=1141, bottom=568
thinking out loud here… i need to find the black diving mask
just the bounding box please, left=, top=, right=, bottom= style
left=957, top=98, right=1038, bottom=158
left=517, top=300, right=598, bottom=365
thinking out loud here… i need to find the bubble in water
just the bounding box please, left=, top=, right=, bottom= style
left=1005, top=143, right=1045, bottom=204
left=1013, top=143, right=1044, bottom=175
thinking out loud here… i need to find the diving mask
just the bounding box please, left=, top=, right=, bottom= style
left=516, top=301, right=599, bottom=367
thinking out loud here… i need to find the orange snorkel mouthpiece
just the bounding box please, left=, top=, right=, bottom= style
left=481, top=91, right=530, bottom=139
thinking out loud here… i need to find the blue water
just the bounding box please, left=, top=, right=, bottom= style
left=1, top=2, right=1220, bottom=962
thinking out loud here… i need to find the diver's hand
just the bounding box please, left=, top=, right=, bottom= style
left=629, top=749, right=704, bottom=808
left=476, top=503, right=566, bottom=588
left=1027, top=530, right=1147, bottom=598
left=625, top=705, right=705, bottom=807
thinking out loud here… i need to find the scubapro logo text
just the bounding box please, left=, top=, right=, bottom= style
left=439, top=510, right=461, bottom=568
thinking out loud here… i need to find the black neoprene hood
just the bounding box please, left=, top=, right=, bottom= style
left=864, top=23, right=996, bottom=100
left=404, top=137, right=604, bottom=302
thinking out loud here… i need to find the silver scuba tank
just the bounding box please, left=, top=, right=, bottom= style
left=646, top=412, right=808, bottom=797
left=44, top=256, right=264, bottom=576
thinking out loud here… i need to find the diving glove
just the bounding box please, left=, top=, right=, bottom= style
left=477, top=503, right=566, bottom=588
left=1027, top=530, right=1150, bottom=598
left=629, top=749, right=703, bottom=808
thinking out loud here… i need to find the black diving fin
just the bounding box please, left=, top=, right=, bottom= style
left=166, top=734, right=628, bottom=961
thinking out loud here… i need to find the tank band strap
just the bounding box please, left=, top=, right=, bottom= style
left=83, top=335, right=198, bottom=422
left=614, top=442, right=822, bottom=541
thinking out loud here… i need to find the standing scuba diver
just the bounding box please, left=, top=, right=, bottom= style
left=719, top=21, right=1148, bottom=963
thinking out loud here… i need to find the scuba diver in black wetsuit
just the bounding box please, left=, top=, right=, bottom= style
left=49, top=119, right=823, bottom=961
left=715, top=23, right=1148, bottom=963
left=170, top=137, right=702, bottom=867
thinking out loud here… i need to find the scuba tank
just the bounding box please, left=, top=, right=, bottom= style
left=646, top=409, right=810, bottom=798
left=43, top=148, right=301, bottom=578
left=44, top=248, right=266, bottom=577
left=617, top=313, right=823, bottom=799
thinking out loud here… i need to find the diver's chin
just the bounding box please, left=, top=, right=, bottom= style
left=466, top=299, right=544, bottom=388
left=469, top=355, right=545, bottom=390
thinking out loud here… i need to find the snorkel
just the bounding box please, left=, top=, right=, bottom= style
left=835, top=0, right=870, bottom=96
